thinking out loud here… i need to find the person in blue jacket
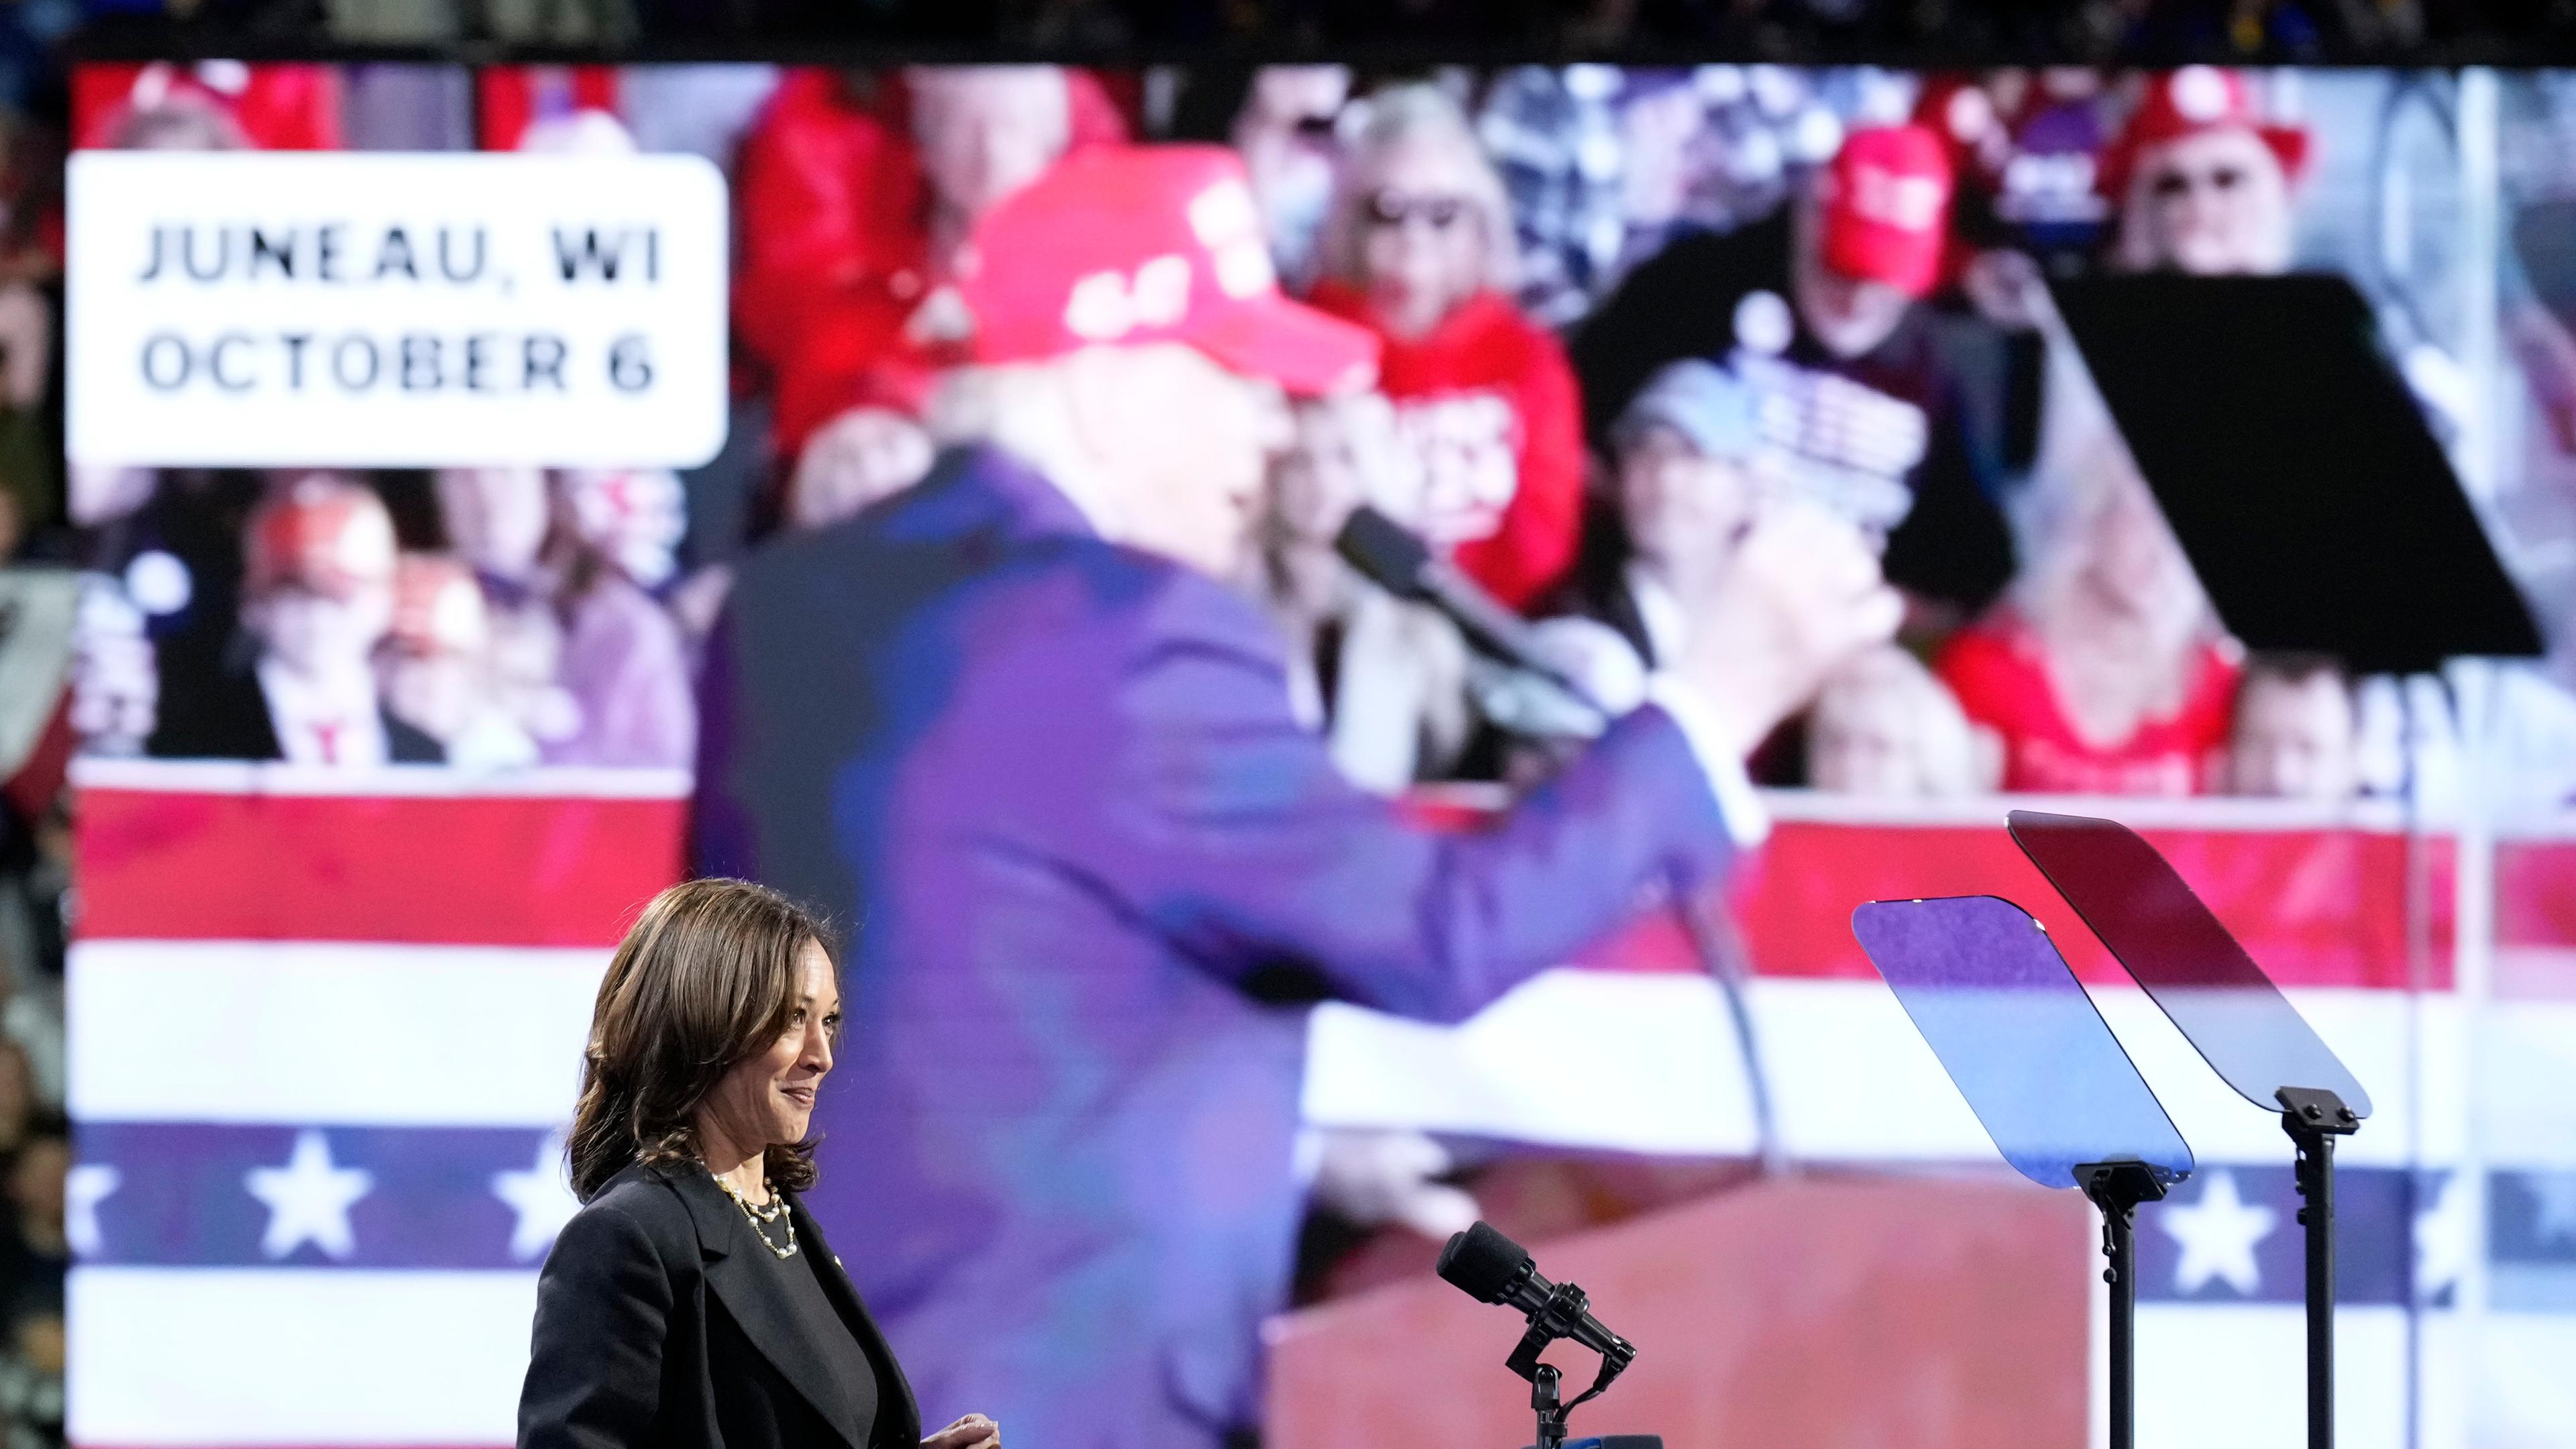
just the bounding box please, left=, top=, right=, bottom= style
left=694, top=144, right=1900, bottom=1449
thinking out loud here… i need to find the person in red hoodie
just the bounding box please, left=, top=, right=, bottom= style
left=1307, top=84, right=1585, bottom=612
left=734, top=67, right=1131, bottom=462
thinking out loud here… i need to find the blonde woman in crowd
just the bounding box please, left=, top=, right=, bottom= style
left=1309, top=84, right=1589, bottom=614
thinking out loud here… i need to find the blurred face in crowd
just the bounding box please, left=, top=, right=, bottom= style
left=1265, top=391, right=1408, bottom=614
left=1355, top=138, right=1491, bottom=341
left=1617, top=427, right=1759, bottom=596
left=246, top=489, right=400, bottom=678
left=909, top=66, right=1072, bottom=225
left=2121, top=127, right=2295, bottom=276
left=557, top=470, right=687, bottom=588
left=2229, top=668, right=2359, bottom=798
left=435, top=468, right=550, bottom=581
left=1068, top=343, right=1295, bottom=579
left=1792, top=201, right=1915, bottom=360
left=382, top=651, right=479, bottom=743
left=1809, top=647, right=1975, bottom=796
left=248, top=578, right=395, bottom=676
left=698, top=941, right=839, bottom=1155
left=2070, top=471, right=2205, bottom=647
left=382, top=560, right=491, bottom=745
left=1234, top=67, right=1352, bottom=280
left=790, top=408, right=936, bottom=533
left=1811, top=674, right=1926, bottom=794
left=113, top=95, right=248, bottom=150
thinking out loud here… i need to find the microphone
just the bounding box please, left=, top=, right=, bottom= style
left=1332, top=506, right=1605, bottom=716
left=1437, top=1221, right=1636, bottom=1373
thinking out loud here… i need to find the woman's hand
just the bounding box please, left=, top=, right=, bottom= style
left=923, top=1413, right=1000, bottom=1449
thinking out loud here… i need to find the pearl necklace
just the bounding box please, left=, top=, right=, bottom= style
left=711, top=1169, right=799, bottom=1260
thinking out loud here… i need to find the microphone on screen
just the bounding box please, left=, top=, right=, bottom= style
left=1332, top=506, right=1607, bottom=719
left=1436, top=1220, right=1637, bottom=1378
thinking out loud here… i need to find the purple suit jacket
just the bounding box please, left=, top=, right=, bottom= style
left=693, top=447, right=1738, bottom=1448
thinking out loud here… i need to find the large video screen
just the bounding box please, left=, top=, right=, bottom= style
left=48, top=59, right=2576, bottom=1449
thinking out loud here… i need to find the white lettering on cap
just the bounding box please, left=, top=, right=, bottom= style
left=1213, top=239, right=1274, bottom=300
left=1847, top=164, right=1947, bottom=233
left=1065, top=271, right=1130, bottom=340
left=1189, top=179, right=1277, bottom=299
left=1063, top=254, right=1195, bottom=341
left=1187, top=180, right=1261, bottom=246
left=1132, top=254, right=1192, bottom=325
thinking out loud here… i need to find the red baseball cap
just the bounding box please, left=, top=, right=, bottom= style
left=938, top=144, right=1379, bottom=396
left=1815, top=124, right=1955, bottom=299
left=247, top=478, right=396, bottom=600
left=2100, top=66, right=2310, bottom=201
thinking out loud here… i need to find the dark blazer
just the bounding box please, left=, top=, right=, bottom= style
left=148, top=642, right=444, bottom=764
left=518, top=1160, right=920, bottom=1449
left=692, top=447, right=1740, bottom=1446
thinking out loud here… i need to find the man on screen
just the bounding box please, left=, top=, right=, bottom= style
left=694, top=145, right=1899, bottom=1448
left=1568, top=123, right=2021, bottom=610
left=148, top=476, right=442, bottom=766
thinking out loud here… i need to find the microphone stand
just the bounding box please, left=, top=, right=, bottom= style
left=1337, top=503, right=1788, bottom=1189
left=1456, top=659, right=1788, bottom=1175
left=1673, top=867, right=1786, bottom=1175
left=1500, top=1277, right=1633, bottom=1449
left=1527, top=1364, right=1569, bottom=1449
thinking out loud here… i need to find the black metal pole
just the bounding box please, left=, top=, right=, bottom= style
left=2107, top=1198, right=2137, bottom=1449
left=2297, top=1126, right=2335, bottom=1449
left=1531, top=1362, right=1566, bottom=1449
left=2279, top=1086, right=2360, bottom=1449
left=2078, top=1161, right=2169, bottom=1449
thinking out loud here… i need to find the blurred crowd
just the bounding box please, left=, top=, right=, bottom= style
left=30, top=59, right=2576, bottom=812
left=0, top=32, right=62, bottom=1449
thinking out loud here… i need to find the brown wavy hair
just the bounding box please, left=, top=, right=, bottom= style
left=568, top=878, right=839, bottom=1202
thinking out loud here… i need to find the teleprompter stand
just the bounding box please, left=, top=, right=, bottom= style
left=2078, top=1161, right=2171, bottom=1449
left=2049, top=275, right=2543, bottom=1448
left=2009, top=810, right=2379, bottom=1449
left=2279, top=1086, right=2363, bottom=1449
left=1851, top=894, right=2197, bottom=1449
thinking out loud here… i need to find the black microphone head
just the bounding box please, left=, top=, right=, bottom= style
left=1436, top=1220, right=1532, bottom=1305
left=1333, top=505, right=1434, bottom=600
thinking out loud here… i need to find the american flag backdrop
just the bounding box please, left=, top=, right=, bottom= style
left=59, top=764, right=2576, bottom=1449
left=64, top=759, right=688, bottom=1449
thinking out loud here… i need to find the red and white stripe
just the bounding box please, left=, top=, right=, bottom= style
left=69, top=759, right=687, bottom=1449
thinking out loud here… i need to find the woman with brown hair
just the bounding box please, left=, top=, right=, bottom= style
left=519, top=878, right=1002, bottom=1449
